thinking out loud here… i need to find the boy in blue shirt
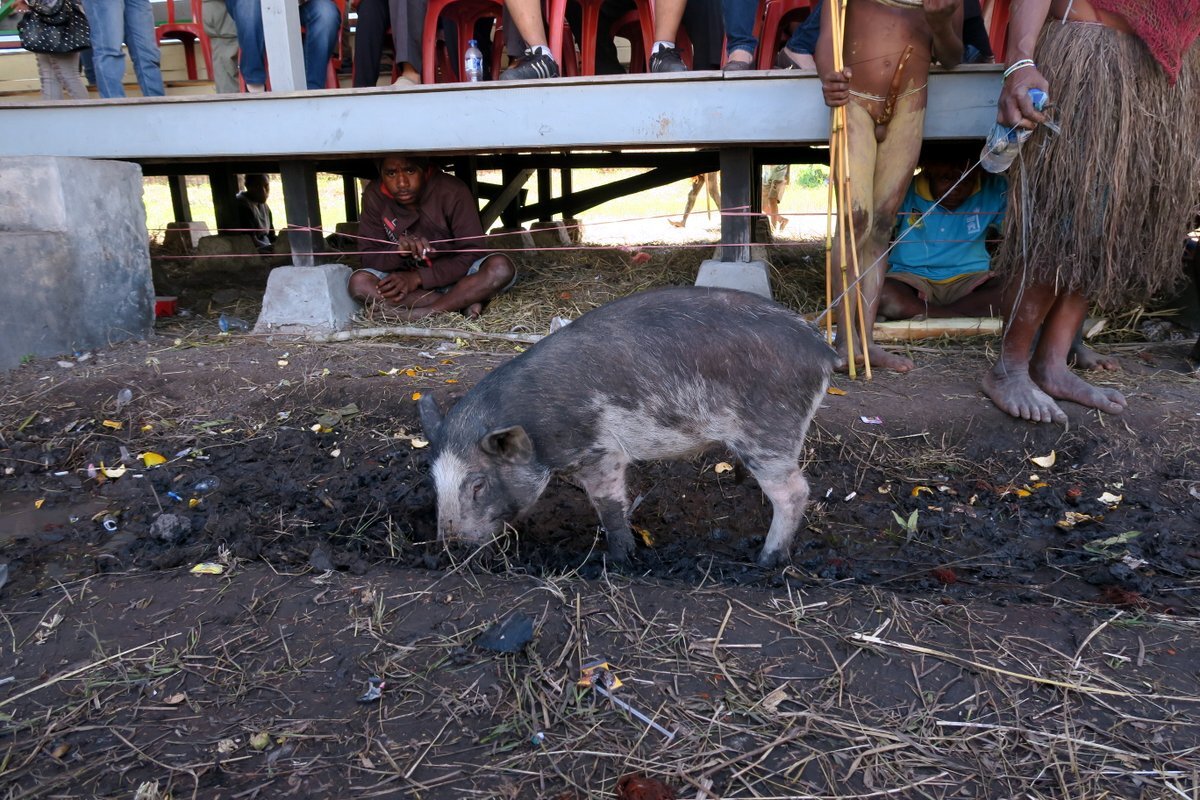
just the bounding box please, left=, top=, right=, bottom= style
left=878, top=156, right=1006, bottom=320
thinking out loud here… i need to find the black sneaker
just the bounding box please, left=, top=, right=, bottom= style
left=649, top=46, right=687, bottom=73
left=500, top=49, right=560, bottom=81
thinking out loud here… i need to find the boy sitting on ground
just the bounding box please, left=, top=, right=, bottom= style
left=878, top=153, right=1005, bottom=320
left=350, top=155, right=517, bottom=320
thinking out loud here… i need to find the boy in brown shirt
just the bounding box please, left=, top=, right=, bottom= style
left=351, top=156, right=517, bottom=320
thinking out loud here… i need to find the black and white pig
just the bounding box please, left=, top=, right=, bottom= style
left=417, top=286, right=837, bottom=568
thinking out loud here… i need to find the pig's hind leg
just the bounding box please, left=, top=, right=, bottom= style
left=573, top=453, right=636, bottom=563
left=747, top=456, right=811, bottom=569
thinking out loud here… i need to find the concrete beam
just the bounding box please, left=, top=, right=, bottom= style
left=0, top=68, right=1004, bottom=161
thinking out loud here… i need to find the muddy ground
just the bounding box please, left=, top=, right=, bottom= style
left=1, top=257, right=1199, bottom=799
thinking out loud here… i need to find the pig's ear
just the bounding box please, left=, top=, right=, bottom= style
left=479, top=426, right=534, bottom=464
left=417, top=394, right=444, bottom=445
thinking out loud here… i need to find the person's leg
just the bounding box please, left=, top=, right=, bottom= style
left=35, top=54, right=64, bottom=100
left=835, top=98, right=923, bottom=373
left=225, top=0, right=266, bottom=87
left=506, top=0, right=549, bottom=48
left=876, top=278, right=928, bottom=320
left=671, top=174, right=705, bottom=227
left=203, top=0, right=241, bottom=93
left=649, top=0, right=687, bottom=72
left=122, top=0, right=166, bottom=96
left=681, top=0, right=722, bottom=69
left=722, top=0, right=758, bottom=64
left=350, top=0, right=387, bottom=86
left=84, top=0, right=129, bottom=97
left=80, top=47, right=96, bottom=86
left=402, top=255, right=518, bottom=320
left=1029, top=292, right=1127, bottom=414
left=982, top=279, right=1066, bottom=423
left=390, top=0, right=424, bottom=81
left=58, top=52, right=90, bottom=98
left=299, top=0, right=340, bottom=90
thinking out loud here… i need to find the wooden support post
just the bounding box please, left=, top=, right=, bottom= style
left=168, top=175, right=192, bottom=223
left=494, top=167, right=532, bottom=229
left=262, top=0, right=305, bottom=92
left=209, top=168, right=241, bottom=232
left=280, top=162, right=324, bottom=266
left=342, top=174, right=359, bottom=223
left=536, top=169, right=553, bottom=222
left=719, top=147, right=753, bottom=263
left=454, top=156, right=479, bottom=198
left=560, top=162, right=573, bottom=208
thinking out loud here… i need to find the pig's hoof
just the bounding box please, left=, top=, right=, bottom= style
left=606, top=537, right=635, bottom=564
left=757, top=549, right=790, bottom=570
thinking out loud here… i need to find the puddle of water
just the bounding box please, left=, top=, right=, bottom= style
left=0, top=492, right=110, bottom=544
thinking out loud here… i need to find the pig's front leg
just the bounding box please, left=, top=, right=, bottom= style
left=573, top=453, right=635, bottom=562
left=751, top=459, right=811, bottom=568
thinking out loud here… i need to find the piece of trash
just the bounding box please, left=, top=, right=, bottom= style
left=34, top=498, right=45, bottom=509
left=218, top=313, right=250, bottom=333
left=476, top=611, right=535, bottom=653
left=216, top=738, right=239, bottom=756
left=166, top=491, right=183, bottom=502
left=190, top=562, right=225, bottom=575
left=860, top=416, right=883, bottom=425
left=47, top=741, right=70, bottom=759
left=102, top=463, right=127, bottom=479
left=1097, top=491, right=1123, bottom=507
left=188, top=498, right=201, bottom=509
left=53, top=471, right=69, bottom=477
left=141, top=452, right=167, bottom=467
left=410, top=438, right=429, bottom=449
left=549, top=316, right=573, bottom=333
left=911, top=486, right=932, bottom=497
left=194, top=477, right=221, bottom=493
left=629, top=250, right=651, bottom=265
left=102, top=419, right=123, bottom=431
left=249, top=731, right=272, bottom=751
left=844, top=491, right=857, bottom=502
left=1084, top=530, right=1141, bottom=555
left=530, top=731, right=546, bottom=746
left=102, top=517, right=119, bottom=532
left=713, top=462, right=734, bottom=474
left=581, top=659, right=675, bottom=741
left=57, top=361, right=74, bottom=369
left=1030, top=451, right=1056, bottom=468
left=115, top=388, right=133, bottom=411
left=411, top=392, right=423, bottom=401
left=163, top=692, right=187, bottom=705
left=174, top=448, right=193, bottom=459
left=635, top=526, right=654, bottom=547
left=616, top=773, right=677, bottom=800
left=1056, top=511, right=1098, bottom=530
left=357, top=676, right=385, bottom=703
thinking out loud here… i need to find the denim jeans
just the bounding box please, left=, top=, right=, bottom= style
left=225, top=0, right=341, bottom=90
left=84, top=0, right=165, bottom=97
left=722, top=0, right=758, bottom=57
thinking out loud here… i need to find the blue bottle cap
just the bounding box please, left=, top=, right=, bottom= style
left=1028, top=88, right=1048, bottom=112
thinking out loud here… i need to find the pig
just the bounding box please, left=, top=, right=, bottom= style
left=417, top=286, right=837, bottom=568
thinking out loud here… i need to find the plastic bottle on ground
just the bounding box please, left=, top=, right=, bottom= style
left=979, top=89, right=1049, bottom=174
left=218, top=313, right=250, bottom=333
left=464, top=39, right=484, bottom=82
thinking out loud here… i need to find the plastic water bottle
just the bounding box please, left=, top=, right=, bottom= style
left=464, top=39, right=484, bottom=82
left=218, top=313, right=250, bottom=333
left=980, top=88, right=1049, bottom=174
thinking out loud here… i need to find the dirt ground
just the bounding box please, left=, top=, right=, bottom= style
left=2, top=251, right=1199, bottom=799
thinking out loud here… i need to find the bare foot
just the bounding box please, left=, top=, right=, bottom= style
left=668, top=219, right=686, bottom=228
left=834, top=341, right=915, bottom=374
left=1069, top=341, right=1120, bottom=371
left=1031, top=363, right=1127, bottom=415
left=982, top=366, right=1067, bottom=424
left=465, top=302, right=483, bottom=319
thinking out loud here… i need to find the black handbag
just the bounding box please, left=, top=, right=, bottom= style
left=17, top=0, right=92, bottom=55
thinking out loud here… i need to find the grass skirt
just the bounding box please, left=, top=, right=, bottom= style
left=995, top=22, right=1200, bottom=309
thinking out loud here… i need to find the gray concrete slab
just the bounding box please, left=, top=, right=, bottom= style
left=0, top=157, right=154, bottom=370
left=255, top=265, right=358, bottom=334
left=695, top=259, right=772, bottom=299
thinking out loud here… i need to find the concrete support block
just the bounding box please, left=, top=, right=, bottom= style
left=695, top=259, right=773, bottom=299
left=0, top=157, right=154, bottom=370
left=529, top=221, right=570, bottom=248
left=487, top=225, right=534, bottom=253
left=162, top=221, right=211, bottom=254
left=255, top=264, right=358, bottom=334
left=195, top=233, right=265, bottom=270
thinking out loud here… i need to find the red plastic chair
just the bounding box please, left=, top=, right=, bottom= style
left=755, top=0, right=811, bottom=69
left=421, top=0, right=503, bottom=83
left=982, top=0, right=1010, bottom=61
left=155, top=0, right=213, bottom=81
left=547, top=0, right=653, bottom=76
